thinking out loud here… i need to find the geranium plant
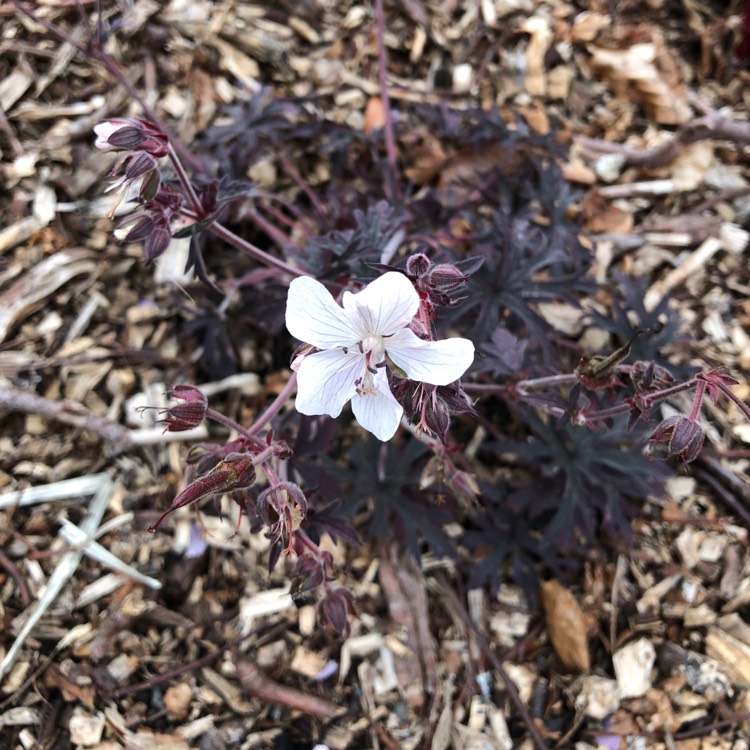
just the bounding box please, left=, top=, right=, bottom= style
left=23, top=0, right=733, bottom=639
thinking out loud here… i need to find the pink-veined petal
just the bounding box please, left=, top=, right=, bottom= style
left=350, top=369, right=404, bottom=441
left=386, top=329, right=474, bottom=385
left=342, top=272, right=419, bottom=338
left=286, top=277, right=360, bottom=349
left=295, top=348, right=362, bottom=418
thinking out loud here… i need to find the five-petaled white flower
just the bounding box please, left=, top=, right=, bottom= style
left=285, top=272, right=474, bottom=441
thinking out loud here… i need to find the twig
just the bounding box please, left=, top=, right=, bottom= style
left=0, top=385, right=207, bottom=453
left=577, top=113, right=750, bottom=169
left=688, top=186, right=750, bottom=214
left=206, top=221, right=313, bottom=279
left=0, top=474, right=113, bottom=680
left=235, top=656, right=341, bottom=719
left=276, top=151, right=332, bottom=229
left=13, top=1, right=202, bottom=170
left=247, top=372, right=298, bottom=435
left=692, top=456, right=750, bottom=527
left=435, top=572, right=549, bottom=750
left=0, top=551, right=32, bottom=606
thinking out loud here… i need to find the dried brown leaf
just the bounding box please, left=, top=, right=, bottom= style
left=539, top=579, right=590, bottom=672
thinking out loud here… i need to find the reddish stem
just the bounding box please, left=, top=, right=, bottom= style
left=373, top=0, right=401, bottom=201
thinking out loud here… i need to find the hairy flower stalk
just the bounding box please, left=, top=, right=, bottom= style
left=285, top=272, right=475, bottom=441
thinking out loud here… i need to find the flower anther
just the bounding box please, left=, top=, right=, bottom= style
left=285, top=272, right=474, bottom=441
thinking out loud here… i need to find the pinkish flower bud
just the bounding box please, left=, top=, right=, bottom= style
left=406, top=252, right=431, bottom=277
left=94, top=118, right=169, bottom=157
left=94, top=119, right=132, bottom=151
left=162, top=385, right=208, bottom=431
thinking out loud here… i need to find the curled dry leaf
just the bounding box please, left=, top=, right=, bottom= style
left=539, top=579, right=590, bottom=672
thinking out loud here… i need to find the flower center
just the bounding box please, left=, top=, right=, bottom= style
left=361, top=334, right=385, bottom=360
left=354, top=334, right=386, bottom=397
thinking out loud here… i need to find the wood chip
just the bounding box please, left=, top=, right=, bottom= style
left=613, top=638, right=655, bottom=698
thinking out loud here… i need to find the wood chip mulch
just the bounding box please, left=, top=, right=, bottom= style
left=2, top=1, right=750, bottom=748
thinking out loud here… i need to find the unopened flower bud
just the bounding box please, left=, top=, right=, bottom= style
left=162, top=385, right=208, bottom=431
left=94, top=120, right=137, bottom=151
left=144, top=220, right=172, bottom=263
left=318, top=588, right=356, bottom=636
left=272, top=441, right=293, bottom=460
left=427, top=263, right=468, bottom=292
left=114, top=214, right=154, bottom=242
left=149, top=452, right=256, bottom=532
left=649, top=414, right=704, bottom=462
left=94, top=118, right=169, bottom=158
left=406, top=252, right=431, bottom=277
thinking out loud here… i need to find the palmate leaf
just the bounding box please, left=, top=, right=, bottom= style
left=464, top=481, right=577, bottom=592
left=336, top=436, right=457, bottom=560
left=584, top=272, right=694, bottom=377
left=474, top=328, right=528, bottom=377
left=451, top=166, right=593, bottom=350
left=283, top=414, right=345, bottom=501
left=487, top=409, right=669, bottom=551
left=302, top=201, right=407, bottom=280
left=196, top=87, right=301, bottom=177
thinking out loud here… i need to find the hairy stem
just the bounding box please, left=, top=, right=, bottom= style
left=205, top=409, right=267, bottom=449
left=247, top=372, right=298, bottom=435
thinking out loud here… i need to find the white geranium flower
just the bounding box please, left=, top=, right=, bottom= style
left=285, top=272, right=474, bottom=441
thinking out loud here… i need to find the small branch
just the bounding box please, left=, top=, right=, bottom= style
left=207, top=221, right=312, bottom=278
left=205, top=409, right=266, bottom=449
left=13, top=2, right=202, bottom=170
left=691, top=459, right=750, bottom=527
left=167, top=143, right=203, bottom=213
left=245, top=207, right=295, bottom=250
left=0, top=386, right=206, bottom=453
left=577, top=113, right=750, bottom=169
left=276, top=151, right=332, bottom=228
left=0, top=385, right=132, bottom=451
left=716, top=382, right=750, bottom=421
left=236, top=657, right=340, bottom=719
left=0, top=551, right=32, bottom=606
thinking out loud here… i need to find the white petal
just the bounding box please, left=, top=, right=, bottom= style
left=351, top=369, right=404, bottom=441
left=342, top=272, right=419, bottom=338
left=286, top=277, right=361, bottom=349
left=295, top=348, right=362, bottom=418
left=386, top=329, right=475, bottom=385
